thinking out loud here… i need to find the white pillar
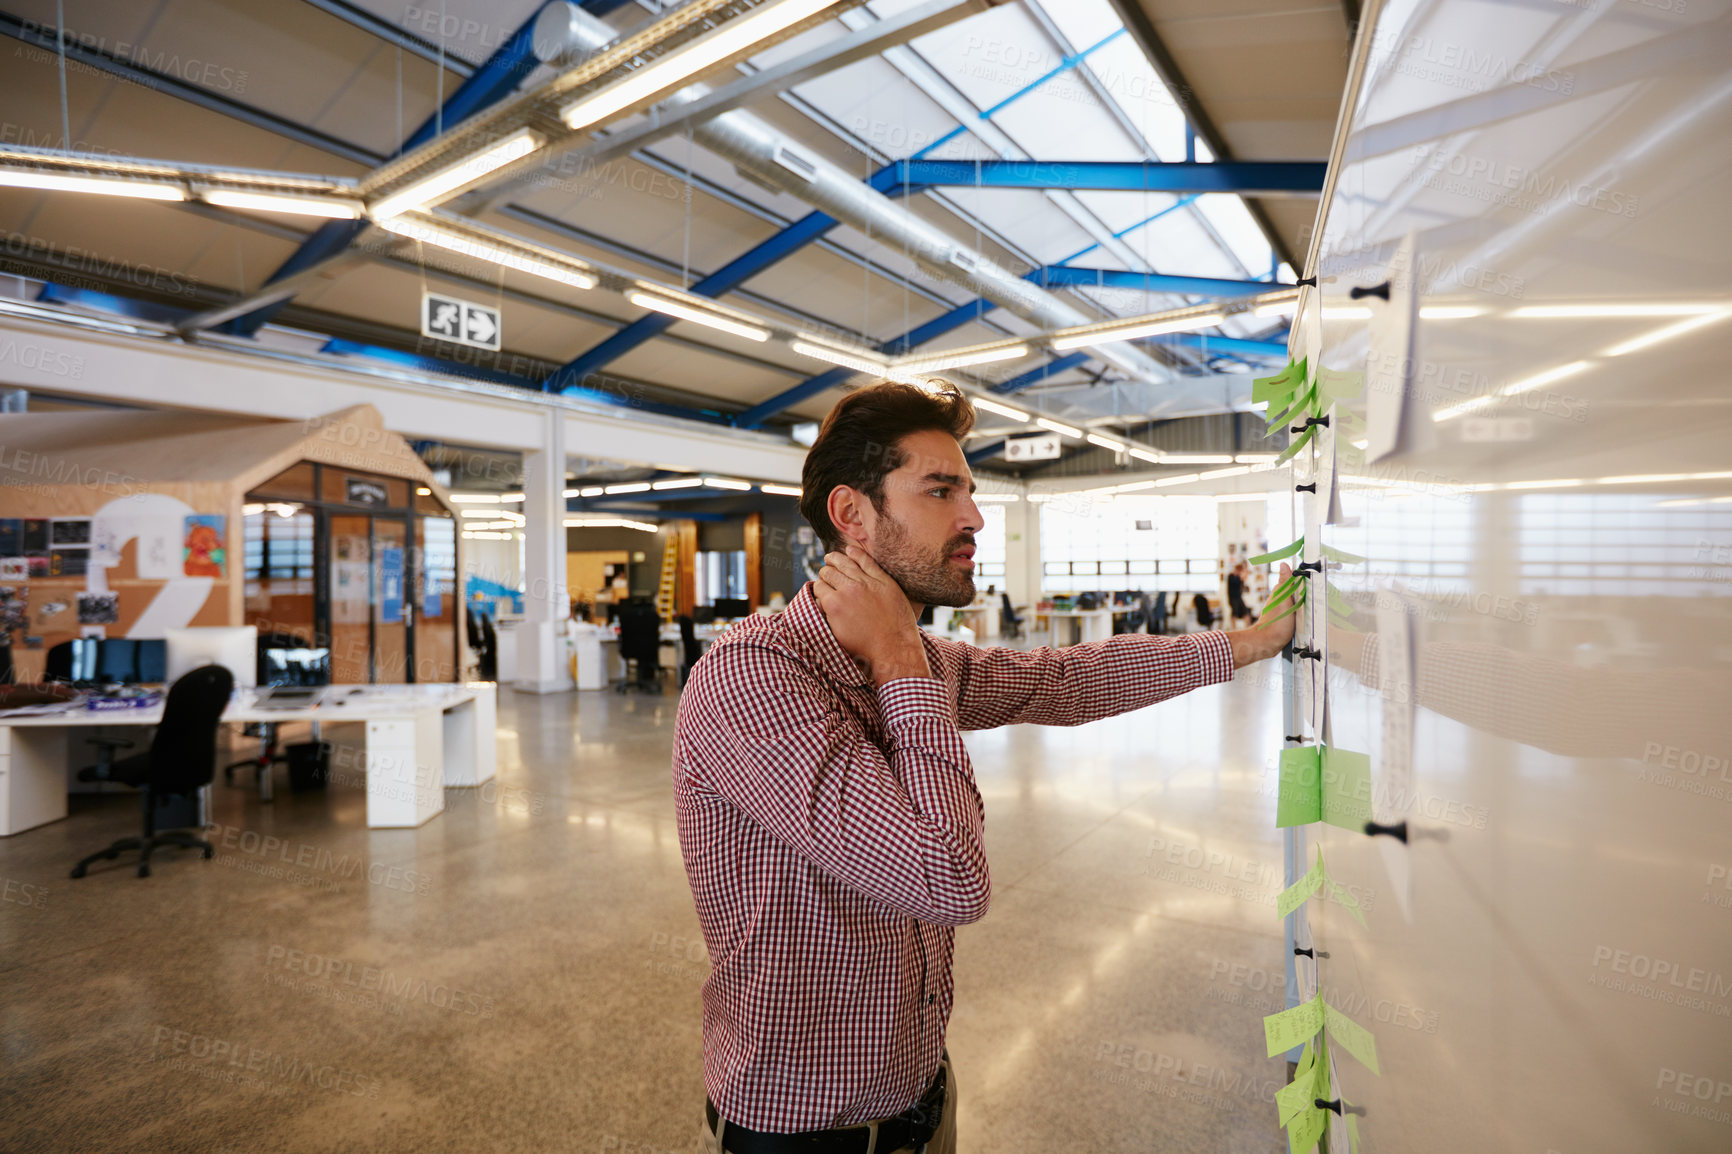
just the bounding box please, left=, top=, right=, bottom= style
left=1004, top=497, right=1041, bottom=608
left=514, top=411, right=573, bottom=694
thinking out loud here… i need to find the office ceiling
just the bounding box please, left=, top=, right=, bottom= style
left=0, top=0, right=1345, bottom=453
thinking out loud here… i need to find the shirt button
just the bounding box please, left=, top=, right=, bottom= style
left=926, top=994, right=935, bottom=1005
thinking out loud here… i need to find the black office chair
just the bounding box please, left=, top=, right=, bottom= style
left=615, top=600, right=662, bottom=693
left=223, top=631, right=307, bottom=789
left=43, top=640, right=77, bottom=684
left=70, top=664, right=234, bottom=879
left=1192, top=593, right=1215, bottom=631
left=999, top=592, right=1024, bottom=641
left=677, top=615, right=703, bottom=688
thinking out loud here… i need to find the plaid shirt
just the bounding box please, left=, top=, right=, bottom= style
left=673, top=583, right=1234, bottom=1132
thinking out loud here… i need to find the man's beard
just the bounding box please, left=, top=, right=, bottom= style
left=873, top=514, right=976, bottom=608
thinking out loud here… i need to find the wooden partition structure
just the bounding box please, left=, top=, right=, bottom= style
left=0, top=404, right=462, bottom=685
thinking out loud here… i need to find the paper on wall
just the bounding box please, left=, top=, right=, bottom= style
left=1374, top=584, right=1419, bottom=921
left=1363, top=232, right=1419, bottom=463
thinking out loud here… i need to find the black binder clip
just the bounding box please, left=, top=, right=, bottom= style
left=1293, top=946, right=1330, bottom=960
left=1349, top=281, right=1390, bottom=301
left=1295, top=482, right=1317, bottom=493
left=1294, top=645, right=1322, bottom=661
left=1295, top=561, right=1323, bottom=575
left=1363, top=820, right=1409, bottom=843
left=1296, top=275, right=1318, bottom=288
left=1315, top=1099, right=1368, bottom=1117
left=1285, top=735, right=1306, bottom=744
left=1290, top=414, right=1331, bottom=434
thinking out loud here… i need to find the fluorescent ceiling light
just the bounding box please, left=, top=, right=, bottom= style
left=1235, top=453, right=1279, bottom=463
left=370, top=128, right=541, bottom=217
left=416, top=486, right=432, bottom=496
left=704, top=477, right=752, bottom=491
left=376, top=216, right=596, bottom=289
left=604, top=482, right=652, bottom=494
left=1198, top=465, right=1251, bottom=480
left=460, top=509, right=511, bottom=518
left=969, top=395, right=1029, bottom=422
left=627, top=290, right=769, bottom=341
left=1658, top=495, right=1732, bottom=508
left=1601, top=311, right=1729, bottom=356
left=1504, top=479, right=1584, bottom=490
left=1035, top=417, right=1081, bottom=439
left=652, top=477, right=706, bottom=490
left=201, top=188, right=361, bottom=218
left=760, top=483, right=802, bottom=497
left=1418, top=306, right=1485, bottom=320
left=1432, top=394, right=1498, bottom=423
left=1086, top=434, right=1126, bottom=452
left=1254, top=300, right=1298, bottom=317
left=579, top=486, right=604, bottom=497
left=1051, top=312, right=1224, bottom=351
left=1160, top=454, right=1235, bottom=465
left=0, top=167, right=184, bottom=200
left=1026, top=493, right=1055, bottom=502
left=462, top=530, right=515, bottom=540
left=1126, top=447, right=1162, bottom=464
left=1598, top=473, right=1692, bottom=485
left=562, top=488, right=582, bottom=498
left=451, top=492, right=524, bottom=502
left=1154, top=473, right=1201, bottom=487
left=900, top=344, right=1029, bottom=373
left=1511, top=303, right=1722, bottom=318
left=1114, top=481, right=1159, bottom=493
left=564, top=518, right=659, bottom=532
left=790, top=340, right=888, bottom=375
left=560, top=0, right=839, bottom=130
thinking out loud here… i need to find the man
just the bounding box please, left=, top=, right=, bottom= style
left=1227, top=560, right=1257, bottom=626
left=674, top=383, right=1294, bottom=1153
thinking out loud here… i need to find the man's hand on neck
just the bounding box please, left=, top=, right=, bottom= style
left=811, top=545, right=934, bottom=687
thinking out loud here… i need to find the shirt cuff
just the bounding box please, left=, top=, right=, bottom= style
left=878, top=676, right=955, bottom=730
left=1193, top=631, right=1236, bottom=686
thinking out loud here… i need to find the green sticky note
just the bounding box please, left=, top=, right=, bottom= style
left=1324, top=998, right=1381, bottom=1075
left=1286, top=1099, right=1327, bottom=1154
left=1276, top=424, right=1316, bottom=465
left=1320, top=544, right=1367, bottom=565
left=1277, top=746, right=1323, bottom=828
left=1253, top=356, right=1308, bottom=408
left=1316, top=366, right=1364, bottom=409
left=1324, top=580, right=1355, bottom=624
left=1267, top=384, right=1318, bottom=434
left=1277, top=848, right=1327, bottom=919
left=1322, top=746, right=1373, bottom=832
left=1275, top=1036, right=1326, bottom=1127
left=1263, top=993, right=1323, bottom=1058
left=1250, top=537, right=1305, bottom=565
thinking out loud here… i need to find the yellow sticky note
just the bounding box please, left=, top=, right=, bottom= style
left=1264, top=993, right=1323, bottom=1058
left=1324, top=998, right=1381, bottom=1075
left=1275, top=1038, right=1321, bottom=1127
left=1286, top=1100, right=1327, bottom=1154
left=1278, top=848, right=1327, bottom=919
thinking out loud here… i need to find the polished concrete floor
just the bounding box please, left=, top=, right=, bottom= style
left=0, top=650, right=1291, bottom=1153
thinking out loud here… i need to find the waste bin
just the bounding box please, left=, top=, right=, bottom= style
left=287, top=741, right=331, bottom=792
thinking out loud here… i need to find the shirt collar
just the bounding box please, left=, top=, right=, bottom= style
left=784, top=582, right=872, bottom=688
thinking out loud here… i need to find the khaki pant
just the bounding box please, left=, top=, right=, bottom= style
left=700, top=1057, right=957, bottom=1154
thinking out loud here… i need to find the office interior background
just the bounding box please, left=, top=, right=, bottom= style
left=1, top=0, right=1728, bottom=1150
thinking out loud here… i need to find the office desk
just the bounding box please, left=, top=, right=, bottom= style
left=1042, top=608, right=1114, bottom=646
left=586, top=623, right=724, bottom=689
left=0, top=683, right=496, bottom=836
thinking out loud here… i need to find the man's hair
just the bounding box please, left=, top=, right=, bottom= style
left=799, top=381, right=976, bottom=551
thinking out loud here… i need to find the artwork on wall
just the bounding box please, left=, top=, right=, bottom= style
left=0, top=586, right=27, bottom=633
left=76, top=591, right=119, bottom=625
left=0, top=518, right=21, bottom=554
left=0, top=557, right=24, bottom=580
left=183, top=514, right=226, bottom=577
left=49, top=550, right=88, bottom=577
left=50, top=518, right=90, bottom=545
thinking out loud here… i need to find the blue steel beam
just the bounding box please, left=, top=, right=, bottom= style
left=991, top=352, right=1092, bottom=395
left=964, top=440, right=1006, bottom=466
left=1148, top=333, right=1290, bottom=359
left=228, top=5, right=560, bottom=337
left=1030, top=267, right=1276, bottom=297
left=882, top=160, right=1326, bottom=196
left=734, top=297, right=1000, bottom=428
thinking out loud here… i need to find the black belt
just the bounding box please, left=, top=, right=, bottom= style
left=706, top=1062, right=946, bottom=1154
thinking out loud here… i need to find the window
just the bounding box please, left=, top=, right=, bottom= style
left=1040, top=495, right=1217, bottom=593
left=973, top=502, right=1006, bottom=580
left=696, top=551, right=747, bottom=604
left=1517, top=494, right=1732, bottom=597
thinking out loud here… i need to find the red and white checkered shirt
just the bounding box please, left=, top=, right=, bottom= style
left=673, top=583, right=1234, bottom=1132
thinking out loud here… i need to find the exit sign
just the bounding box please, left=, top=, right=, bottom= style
left=422, top=291, right=501, bottom=351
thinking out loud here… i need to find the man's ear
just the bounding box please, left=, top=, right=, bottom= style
left=826, top=485, right=872, bottom=547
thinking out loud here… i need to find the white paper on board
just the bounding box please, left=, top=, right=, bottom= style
left=1374, top=585, right=1419, bottom=922
left=1363, top=233, right=1419, bottom=464
left=1317, top=410, right=1339, bottom=527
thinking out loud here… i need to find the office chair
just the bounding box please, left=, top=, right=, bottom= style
left=999, top=592, right=1024, bottom=641
left=1192, top=593, right=1215, bottom=631
left=677, top=615, right=703, bottom=688
left=614, top=600, right=662, bottom=693
left=1152, top=591, right=1168, bottom=635
left=223, top=631, right=307, bottom=790
left=70, top=664, right=234, bottom=880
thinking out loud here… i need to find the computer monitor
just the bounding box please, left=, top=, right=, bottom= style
left=97, top=639, right=138, bottom=685
left=262, top=645, right=330, bottom=687
left=135, top=639, right=167, bottom=684
left=712, top=598, right=751, bottom=619
left=692, top=605, right=716, bottom=625
left=66, top=638, right=99, bottom=684
left=165, top=626, right=258, bottom=688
